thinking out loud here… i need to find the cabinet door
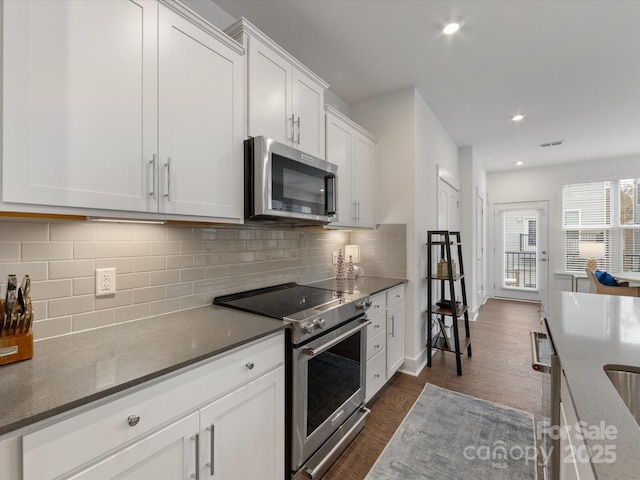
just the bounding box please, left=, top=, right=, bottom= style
left=326, top=114, right=355, bottom=227
left=353, top=134, right=376, bottom=228
left=247, top=39, right=292, bottom=145
left=199, top=366, right=285, bottom=480
left=3, top=0, right=158, bottom=213
left=292, top=69, right=325, bottom=159
left=157, top=6, right=243, bottom=219
left=69, top=412, right=199, bottom=480
left=386, top=301, right=404, bottom=378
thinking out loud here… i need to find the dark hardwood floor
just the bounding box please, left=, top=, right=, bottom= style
left=323, top=298, right=543, bottom=480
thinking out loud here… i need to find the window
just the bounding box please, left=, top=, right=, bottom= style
left=562, top=179, right=640, bottom=272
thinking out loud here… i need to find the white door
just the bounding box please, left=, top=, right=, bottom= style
left=326, top=114, right=354, bottom=227
left=353, top=134, right=376, bottom=228
left=292, top=69, right=324, bottom=158
left=3, top=0, right=157, bottom=212
left=247, top=39, right=291, bottom=145
left=437, top=179, right=460, bottom=231
left=70, top=412, right=199, bottom=480
left=158, top=5, right=243, bottom=219
left=494, top=202, right=549, bottom=303
left=198, top=367, right=285, bottom=480
left=476, top=192, right=485, bottom=307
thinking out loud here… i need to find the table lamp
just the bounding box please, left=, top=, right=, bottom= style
left=578, top=242, right=605, bottom=271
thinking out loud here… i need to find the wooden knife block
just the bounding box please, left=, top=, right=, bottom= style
left=0, top=298, right=33, bottom=366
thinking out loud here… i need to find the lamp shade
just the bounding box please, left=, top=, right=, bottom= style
left=345, top=245, right=361, bottom=263
left=578, top=242, right=605, bottom=259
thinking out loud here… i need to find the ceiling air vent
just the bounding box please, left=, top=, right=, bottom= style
left=540, top=140, right=564, bottom=148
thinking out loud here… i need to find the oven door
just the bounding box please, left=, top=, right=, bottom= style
left=291, top=315, right=369, bottom=471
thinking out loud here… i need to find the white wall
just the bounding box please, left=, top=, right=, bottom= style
left=460, top=147, right=488, bottom=317
left=352, top=87, right=460, bottom=375
left=183, top=0, right=236, bottom=30
left=487, top=154, right=640, bottom=293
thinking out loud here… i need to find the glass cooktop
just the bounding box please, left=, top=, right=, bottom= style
left=213, top=283, right=344, bottom=319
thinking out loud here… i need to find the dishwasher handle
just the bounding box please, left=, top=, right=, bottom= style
left=530, top=331, right=551, bottom=374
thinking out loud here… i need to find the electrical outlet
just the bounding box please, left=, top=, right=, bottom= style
left=332, top=252, right=338, bottom=265
left=96, top=268, right=116, bottom=297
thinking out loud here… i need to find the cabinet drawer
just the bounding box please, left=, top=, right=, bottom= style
left=366, top=311, right=386, bottom=342
left=369, top=292, right=386, bottom=313
left=366, top=349, right=386, bottom=402
left=386, top=285, right=404, bottom=307
left=367, top=330, right=385, bottom=361
left=23, top=333, right=284, bottom=480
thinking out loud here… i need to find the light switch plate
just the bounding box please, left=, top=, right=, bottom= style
left=96, top=268, right=116, bottom=297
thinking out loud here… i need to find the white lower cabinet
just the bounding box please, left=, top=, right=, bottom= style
left=69, top=412, right=200, bottom=480
left=21, top=333, right=284, bottom=480
left=365, top=284, right=405, bottom=402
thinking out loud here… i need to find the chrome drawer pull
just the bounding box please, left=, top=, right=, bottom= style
left=245, top=361, right=255, bottom=370
left=127, top=414, right=140, bottom=427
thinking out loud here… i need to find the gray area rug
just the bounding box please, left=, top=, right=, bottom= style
left=365, top=384, right=536, bottom=480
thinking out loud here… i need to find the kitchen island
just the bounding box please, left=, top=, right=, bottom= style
left=544, top=291, right=640, bottom=480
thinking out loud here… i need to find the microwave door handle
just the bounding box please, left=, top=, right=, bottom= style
left=325, top=175, right=337, bottom=215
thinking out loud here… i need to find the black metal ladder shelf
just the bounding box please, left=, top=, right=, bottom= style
left=426, top=230, right=471, bottom=375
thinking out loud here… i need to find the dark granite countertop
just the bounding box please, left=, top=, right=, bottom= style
left=0, top=305, right=286, bottom=436
left=544, top=291, right=640, bottom=480
left=307, top=276, right=407, bottom=296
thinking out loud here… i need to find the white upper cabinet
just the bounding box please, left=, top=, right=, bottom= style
left=325, top=106, right=377, bottom=229
left=226, top=18, right=328, bottom=159
left=157, top=4, right=243, bottom=219
left=2, top=0, right=244, bottom=222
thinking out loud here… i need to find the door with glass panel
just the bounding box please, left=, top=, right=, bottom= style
left=494, top=202, right=549, bottom=303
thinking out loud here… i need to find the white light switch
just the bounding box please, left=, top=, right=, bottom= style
left=96, top=268, right=116, bottom=297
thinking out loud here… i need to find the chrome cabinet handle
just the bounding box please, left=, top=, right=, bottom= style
left=390, top=315, right=395, bottom=337
left=245, top=361, right=255, bottom=370
left=127, top=414, right=140, bottom=427
left=164, top=157, right=172, bottom=201
left=149, top=154, right=157, bottom=199
left=353, top=201, right=357, bottom=221
left=356, top=201, right=361, bottom=221
left=191, top=433, right=200, bottom=480
left=296, top=116, right=301, bottom=144
left=206, top=424, right=215, bottom=476
left=290, top=114, right=296, bottom=142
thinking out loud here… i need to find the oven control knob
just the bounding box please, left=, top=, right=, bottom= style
left=355, top=299, right=372, bottom=310
left=313, top=318, right=326, bottom=329
left=301, top=322, right=315, bottom=334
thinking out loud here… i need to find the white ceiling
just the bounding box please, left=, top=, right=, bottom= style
left=214, top=0, right=640, bottom=172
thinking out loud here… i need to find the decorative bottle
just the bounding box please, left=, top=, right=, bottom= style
left=336, top=249, right=346, bottom=280
left=347, top=255, right=356, bottom=280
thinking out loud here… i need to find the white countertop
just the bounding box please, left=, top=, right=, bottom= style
left=544, top=292, right=640, bottom=480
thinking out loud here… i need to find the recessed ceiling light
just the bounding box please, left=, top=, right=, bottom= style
left=515, top=161, right=524, bottom=166
left=512, top=114, right=525, bottom=122
left=443, top=19, right=463, bottom=35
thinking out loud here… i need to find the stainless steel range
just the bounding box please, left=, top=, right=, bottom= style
left=214, top=283, right=372, bottom=480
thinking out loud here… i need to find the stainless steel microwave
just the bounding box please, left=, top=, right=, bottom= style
left=244, top=136, right=338, bottom=224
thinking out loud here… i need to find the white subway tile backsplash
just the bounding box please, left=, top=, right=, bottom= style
left=95, top=291, right=133, bottom=310
left=117, top=272, right=150, bottom=290
left=73, top=309, right=114, bottom=331
left=0, top=221, right=48, bottom=241
left=74, top=242, right=115, bottom=259
left=33, top=316, right=72, bottom=340
left=50, top=259, right=95, bottom=279
left=22, top=242, right=73, bottom=261
left=0, top=242, right=20, bottom=262
left=133, top=286, right=165, bottom=304
left=49, top=295, right=94, bottom=318
left=73, top=277, right=95, bottom=296
left=115, top=303, right=150, bottom=324
left=0, top=221, right=405, bottom=341
left=115, top=242, right=150, bottom=257
left=50, top=223, right=95, bottom=241
left=30, top=279, right=72, bottom=301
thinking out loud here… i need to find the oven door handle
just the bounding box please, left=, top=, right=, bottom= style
left=530, top=331, right=551, bottom=373
left=304, top=319, right=371, bottom=357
